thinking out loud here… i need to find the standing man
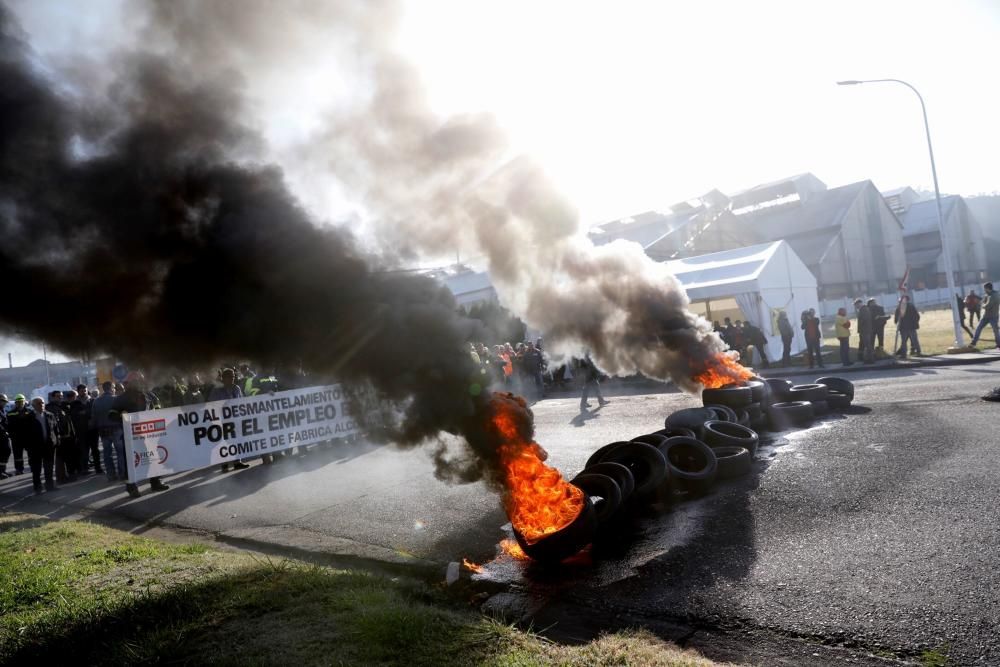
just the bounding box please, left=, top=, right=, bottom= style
left=965, top=290, right=982, bottom=327
left=743, top=321, right=769, bottom=368
left=91, top=381, right=123, bottom=481
left=113, top=372, right=170, bottom=497
left=25, top=397, right=60, bottom=493
left=777, top=311, right=794, bottom=367
left=835, top=307, right=853, bottom=367
left=854, top=299, right=875, bottom=364
left=47, top=390, right=77, bottom=483
left=868, top=299, right=889, bottom=351
left=579, top=355, right=609, bottom=412
left=802, top=309, right=824, bottom=369
left=0, top=394, right=10, bottom=479
left=5, top=394, right=31, bottom=475
left=210, top=368, right=248, bottom=472
left=893, top=295, right=922, bottom=358
left=69, top=387, right=101, bottom=476
left=521, top=341, right=545, bottom=401
left=971, top=282, right=1000, bottom=349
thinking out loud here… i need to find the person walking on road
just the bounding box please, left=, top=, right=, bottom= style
left=802, top=309, right=824, bottom=369
left=854, top=299, right=875, bottom=364
left=835, top=307, right=853, bottom=366
left=777, top=311, right=794, bottom=367
left=971, top=282, right=1000, bottom=348
left=893, top=295, right=922, bottom=358
left=965, top=290, right=982, bottom=326
left=579, top=355, right=609, bottom=412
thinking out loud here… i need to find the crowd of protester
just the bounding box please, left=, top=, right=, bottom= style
left=0, top=364, right=308, bottom=498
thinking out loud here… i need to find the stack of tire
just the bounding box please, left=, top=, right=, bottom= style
left=762, top=376, right=854, bottom=430
left=528, top=376, right=856, bottom=563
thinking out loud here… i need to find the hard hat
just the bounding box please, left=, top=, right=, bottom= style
left=14, top=394, right=26, bottom=401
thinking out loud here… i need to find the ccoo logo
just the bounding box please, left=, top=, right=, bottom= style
left=132, top=419, right=166, bottom=437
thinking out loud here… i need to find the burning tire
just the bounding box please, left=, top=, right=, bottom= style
left=597, top=442, right=669, bottom=503
left=665, top=407, right=717, bottom=431
left=788, top=383, right=829, bottom=402
left=658, top=437, right=718, bottom=496
left=513, top=499, right=598, bottom=564
left=827, top=392, right=852, bottom=411
left=570, top=473, right=623, bottom=526
left=579, top=462, right=635, bottom=500
left=704, top=404, right=738, bottom=423
left=700, top=420, right=759, bottom=456
left=712, top=445, right=752, bottom=480
left=744, top=379, right=766, bottom=404
left=702, top=384, right=753, bottom=409
left=769, top=400, right=814, bottom=429
left=653, top=426, right=696, bottom=440
left=815, top=376, right=855, bottom=401
left=585, top=441, right=630, bottom=469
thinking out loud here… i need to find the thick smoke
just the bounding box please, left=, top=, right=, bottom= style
left=0, top=3, right=513, bottom=484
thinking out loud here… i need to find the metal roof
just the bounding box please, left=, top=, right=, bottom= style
left=898, top=196, right=958, bottom=236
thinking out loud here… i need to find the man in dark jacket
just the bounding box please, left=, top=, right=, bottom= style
left=893, top=295, right=921, bottom=358
left=743, top=321, right=770, bottom=368
left=777, top=311, right=794, bottom=366
left=68, top=388, right=101, bottom=475
left=47, top=390, right=77, bottom=483
left=6, top=394, right=31, bottom=475
left=854, top=299, right=875, bottom=364
left=579, top=355, right=609, bottom=412
left=971, top=282, right=1000, bottom=348
left=868, top=299, right=889, bottom=350
left=90, top=381, right=122, bottom=481
left=112, top=372, right=169, bottom=497
left=24, top=397, right=61, bottom=493
left=0, top=394, right=10, bottom=479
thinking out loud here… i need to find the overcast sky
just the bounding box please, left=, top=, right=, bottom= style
left=4, top=0, right=999, bottom=364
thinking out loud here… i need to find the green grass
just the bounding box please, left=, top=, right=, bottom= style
left=0, top=512, right=731, bottom=666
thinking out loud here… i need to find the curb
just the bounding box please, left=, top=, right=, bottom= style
left=754, top=351, right=1000, bottom=379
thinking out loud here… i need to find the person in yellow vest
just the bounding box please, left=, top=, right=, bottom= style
left=835, top=307, right=853, bottom=367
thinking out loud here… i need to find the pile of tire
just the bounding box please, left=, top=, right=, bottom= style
left=522, top=376, right=857, bottom=563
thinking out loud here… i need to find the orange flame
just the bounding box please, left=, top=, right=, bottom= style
left=492, top=395, right=584, bottom=545
left=461, top=558, right=483, bottom=573
left=691, top=352, right=753, bottom=389
left=499, top=538, right=529, bottom=560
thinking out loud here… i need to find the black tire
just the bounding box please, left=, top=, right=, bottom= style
left=789, top=383, right=829, bottom=402
left=827, top=392, right=852, bottom=410
left=658, top=437, right=718, bottom=496
left=750, top=415, right=768, bottom=432
left=598, top=442, right=669, bottom=502
left=631, top=433, right=668, bottom=449
left=764, top=378, right=794, bottom=401
left=815, top=376, right=855, bottom=401
left=653, top=426, right=696, bottom=440
left=746, top=402, right=762, bottom=421
left=702, top=384, right=752, bottom=409
left=744, top=380, right=766, bottom=404
left=736, top=410, right=750, bottom=427
left=811, top=400, right=829, bottom=415
left=769, top=401, right=814, bottom=429
left=704, top=403, right=738, bottom=422
left=585, top=441, right=629, bottom=469
left=580, top=462, right=635, bottom=500
left=712, top=446, right=752, bottom=480
left=700, top=420, right=759, bottom=455
left=665, top=407, right=717, bottom=431
left=570, top=473, right=623, bottom=525
left=514, top=499, right=598, bottom=563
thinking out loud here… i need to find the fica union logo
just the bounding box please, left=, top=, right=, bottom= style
left=134, top=445, right=169, bottom=468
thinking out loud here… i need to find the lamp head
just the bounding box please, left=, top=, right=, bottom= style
left=836, top=80, right=862, bottom=86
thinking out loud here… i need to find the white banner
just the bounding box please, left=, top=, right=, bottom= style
left=123, top=384, right=366, bottom=483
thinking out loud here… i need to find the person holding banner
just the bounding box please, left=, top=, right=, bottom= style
left=113, top=372, right=170, bottom=498
left=91, top=381, right=125, bottom=481
left=210, top=368, right=249, bottom=472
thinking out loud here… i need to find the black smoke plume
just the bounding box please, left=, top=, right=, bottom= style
left=0, top=5, right=507, bottom=484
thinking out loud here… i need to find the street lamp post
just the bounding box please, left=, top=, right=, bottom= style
left=837, top=78, right=966, bottom=348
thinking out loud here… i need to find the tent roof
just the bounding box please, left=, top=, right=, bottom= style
left=899, top=196, right=959, bottom=235
left=588, top=210, right=698, bottom=248
left=663, top=241, right=786, bottom=297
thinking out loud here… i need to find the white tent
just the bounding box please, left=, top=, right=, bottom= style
left=663, top=240, right=819, bottom=362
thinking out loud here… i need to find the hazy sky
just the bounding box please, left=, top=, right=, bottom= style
left=4, top=0, right=999, bottom=364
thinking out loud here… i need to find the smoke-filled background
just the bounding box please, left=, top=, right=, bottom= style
left=0, top=0, right=726, bottom=483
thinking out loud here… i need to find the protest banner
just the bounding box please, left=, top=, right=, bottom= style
left=123, top=384, right=367, bottom=483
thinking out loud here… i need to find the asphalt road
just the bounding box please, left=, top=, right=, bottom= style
left=3, top=365, right=1000, bottom=664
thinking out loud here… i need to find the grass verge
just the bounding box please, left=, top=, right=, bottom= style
left=1, top=512, right=731, bottom=666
